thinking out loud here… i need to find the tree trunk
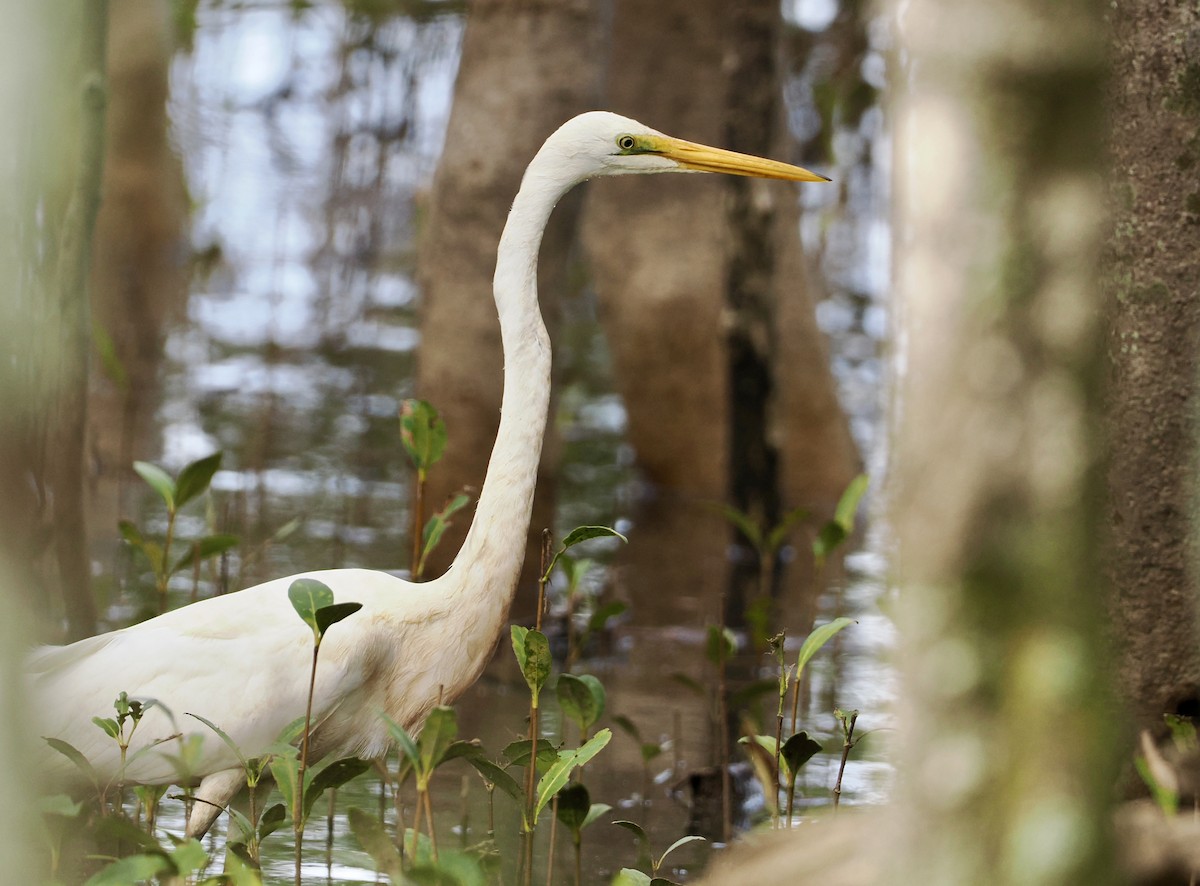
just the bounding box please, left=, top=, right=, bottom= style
left=890, top=0, right=1116, bottom=883
left=1106, top=0, right=1200, bottom=735
left=415, top=0, right=605, bottom=598
left=87, top=0, right=188, bottom=613
left=580, top=0, right=858, bottom=627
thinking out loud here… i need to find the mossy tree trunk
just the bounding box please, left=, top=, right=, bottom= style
left=1106, top=0, right=1200, bottom=735
left=890, top=0, right=1117, bottom=882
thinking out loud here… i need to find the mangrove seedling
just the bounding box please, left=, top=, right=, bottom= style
left=556, top=673, right=606, bottom=744
left=286, top=577, right=363, bottom=886
left=119, top=452, right=238, bottom=614
left=612, top=819, right=706, bottom=886
left=555, top=782, right=612, bottom=886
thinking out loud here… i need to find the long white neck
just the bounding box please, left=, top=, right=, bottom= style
left=443, top=152, right=578, bottom=613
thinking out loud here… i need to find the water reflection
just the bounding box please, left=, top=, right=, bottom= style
left=91, top=0, right=894, bottom=881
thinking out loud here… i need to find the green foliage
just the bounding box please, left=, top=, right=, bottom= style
left=511, top=626, right=552, bottom=706
left=557, top=673, right=606, bottom=739
left=418, top=491, right=471, bottom=576
left=813, top=473, right=869, bottom=566
left=542, top=525, right=628, bottom=582
left=795, top=616, right=855, bottom=680
left=533, top=729, right=612, bottom=823
left=612, top=820, right=705, bottom=881
left=400, top=399, right=448, bottom=480
left=122, top=452, right=237, bottom=612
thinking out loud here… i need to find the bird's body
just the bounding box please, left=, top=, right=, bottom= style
left=28, top=111, right=826, bottom=835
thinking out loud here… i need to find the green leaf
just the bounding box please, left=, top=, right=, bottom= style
left=288, top=577, right=335, bottom=641
left=583, top=802, right=613, bottom=830
left=669, top=673, right=706, bottom=696
left=258, top=802, right=287, bottom=840
left=315, top=601, right=363, bottom=636
left=133, top=461, right=176, bottom=510
left=544, top=525, right=628, bottom=580
left=510, top=624, right=529, bottom=672
left=92, top=321, right=128, bottom=391
left=420, top=492, right=471, bottom=572
left=516, top=629, right=551, bottom=701
left=38, top=794, right=84, bottom=818
left=501, top=738, right=558, bottom=769
left=44, top=737, right=97, bottom=785
left=399, top=399, right=447, bottom=477
left=795, top=617, right=855, bottom=679
left=117, top=519, right=143, bottom=547
left=174, top=452, right=223, bottom=509
left=418, top=706, right=459, bottom=782
left=385, top=717, right=421, bottom=774
left=464, top=755, right=524, bottom=802
left=304, top=757, right=370, bottom=820
left=347, top=806, right=404, bottom=883
left=657, top=835, right=706, bottom=869
left=269, top=755, right=301, bottom=820
left=780, top=731, right=822, bottom=778
left=169, top=838, right=210, bottom=877
left=84, top=854, right=173, bottom=886
left=612, top=819, right=650, bottom=857
left=224, top=806, right=254, bottom=846
left=185, top=712, right=249, bottom=768
left=172, top=533, right=239, bottom=575
left=92, top=815, right=163, bottom=851
left=764, top=505, right=813, bottom=554
left=612, top=714, right=642, bottom=742
left=442, top=739, right=484, bottom=763
left=554, top=782, right=591, bottom=832
left=534, top=730, right=611, bottom=821
left=812, top=522, right=847, bottom=566
left=407, top=850, right=488, bottom=886
left=92, top=716, right=120, bottom=740
left=705, top=625, right=737, bottom=665
left=640, top=743, right=663, bottom=763
left=718, top=504, right=763, bottom=551
left=557, top=673, right=605, bottom=734
left=586, top=600, right=627, bottom=634
left=1165, top=713, right=1199, bottom=751
left=834, top=473, right=869, bottom=532
left=813, top=474, right=869, bottom=565
left=613, top=869, right=652, bottom=886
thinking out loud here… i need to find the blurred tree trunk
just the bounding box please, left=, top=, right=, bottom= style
left=1106, top=0, right=1200, bottom=735
left=889, top=0, right=1116, bottom=883
left=87, top=0, right=188, bottom=606
left=581, top=0, right=858, bottom=627
left=415, top=0, right=605, bottom=599
left=1, top=4, right=109, bottom=640
left=0, top=1, right=66, bottom=872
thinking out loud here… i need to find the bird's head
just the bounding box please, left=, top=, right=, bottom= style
left=542, top=110, right=830, bottom=184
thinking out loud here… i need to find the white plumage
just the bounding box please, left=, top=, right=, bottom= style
left=27, top=111, right=827, bottom=836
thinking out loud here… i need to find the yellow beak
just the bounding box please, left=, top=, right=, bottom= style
left=649, top=135, right=830, bottom=183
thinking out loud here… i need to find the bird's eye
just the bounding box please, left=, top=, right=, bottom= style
left=617, top=135, right=636, bottom=151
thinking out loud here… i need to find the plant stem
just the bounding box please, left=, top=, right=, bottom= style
left=296, top=643, right=320, bottom=886
left=718, top=645, right=732, bottom=843
left=424, top=786, right=438, bottom=860
left=832, top=711, right=857, bottom=809
left=411, top=470, right=426, bottom=579
left=160, top=507, right=177, bottom=614
left=573, top=833, right=582, bottom=886
left=545, top=795, right=558, bottom=886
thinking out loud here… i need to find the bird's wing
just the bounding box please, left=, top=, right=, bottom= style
left=30, top=575, right=370, bottom=785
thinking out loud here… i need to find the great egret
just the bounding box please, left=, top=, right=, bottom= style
left=27, top=111, right=827, bottom=837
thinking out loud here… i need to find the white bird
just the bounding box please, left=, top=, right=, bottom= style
left=27, top=111, right=827, bottom=837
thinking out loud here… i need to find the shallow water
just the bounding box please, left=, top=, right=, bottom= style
left=88, top=1, right=893, bottom=881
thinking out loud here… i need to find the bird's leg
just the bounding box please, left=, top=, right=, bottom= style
left=186, top=767, right=247, bottom=838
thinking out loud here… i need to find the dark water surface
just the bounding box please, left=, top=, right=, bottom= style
left=96, top=2, right=893, bottom=881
